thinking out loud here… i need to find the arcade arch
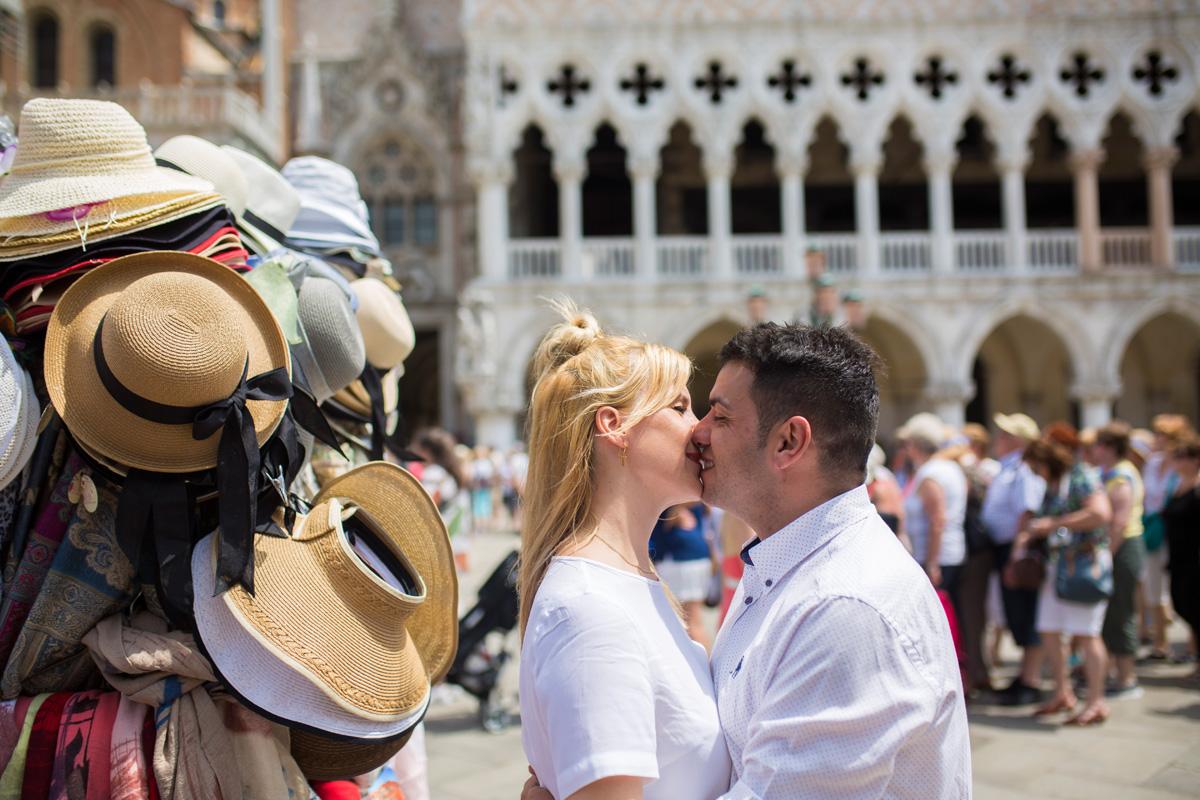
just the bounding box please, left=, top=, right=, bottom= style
left=682, top=318, right=743, bottom=421
left=1114, top=312, right=1200, bottom=425
left=967, top=315, right=1076, bottom=427
left=856, top=316, right=930, bottom=441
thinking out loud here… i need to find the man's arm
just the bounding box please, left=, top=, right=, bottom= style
left=719, top=597, right=962, bottom=800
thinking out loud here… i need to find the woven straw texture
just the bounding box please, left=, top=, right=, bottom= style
left=154, top=135, right=249, bottom=218
left=191, top=520, right=431, bottom=733
left=289, top=727, right=414, bottom=782
left=315, top=462, right=458, bottom=684
left=0, top=370, right=39, bottom=489
left=221, top=500, right=429, bottom=721
left=297, top=277, right=365, bottom=402
left=0, top=191, right=222, bottom=241
left=0, top=99, right=213, bottom=220
left=352, top=279, right=414, bottom=371
left=0, top=194, right=223, bottom=261
left=44, top=251, right=289, bottom=472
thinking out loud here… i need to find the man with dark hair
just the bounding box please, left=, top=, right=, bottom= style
left=694, top=323, right=971, bottom=798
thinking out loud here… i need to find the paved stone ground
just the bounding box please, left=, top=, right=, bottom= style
left=425, top=528, right=1200, bottom=800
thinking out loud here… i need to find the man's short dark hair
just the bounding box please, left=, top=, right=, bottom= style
left=720, top=323, right=882, bottom=484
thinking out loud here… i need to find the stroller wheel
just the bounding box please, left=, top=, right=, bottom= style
left=480, top=694, right=510, bottom=734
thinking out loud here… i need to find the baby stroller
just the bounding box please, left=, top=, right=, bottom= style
left=445, top=549, right=520, bottom=732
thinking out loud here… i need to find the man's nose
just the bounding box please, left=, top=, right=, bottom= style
left=692, top=413, right=712, bottom=446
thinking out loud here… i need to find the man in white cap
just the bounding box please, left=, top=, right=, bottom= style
left=985, top=412, right=1047, bottom=706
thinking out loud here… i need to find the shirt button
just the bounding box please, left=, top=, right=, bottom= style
left=765, top=579, right=773, bottom=587
left=744, top=596, right=753, bottom=605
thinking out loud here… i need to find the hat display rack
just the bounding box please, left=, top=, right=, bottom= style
left=0, top=98, right=455, bottom=793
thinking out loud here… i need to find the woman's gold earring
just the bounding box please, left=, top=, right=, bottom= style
left=621, top=445, right=627, bottom=467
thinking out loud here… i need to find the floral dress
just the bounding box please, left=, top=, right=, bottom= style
left=1042, top=463, right=1107, bottom=557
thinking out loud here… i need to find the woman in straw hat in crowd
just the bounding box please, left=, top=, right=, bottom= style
left=518, top=303, right=730, bottom=800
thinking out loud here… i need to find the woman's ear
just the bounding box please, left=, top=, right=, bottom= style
left=595, top=406, right=623, bottom=440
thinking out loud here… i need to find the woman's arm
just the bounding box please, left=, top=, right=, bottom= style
left=917, top=477, right=946, bottom=587
left=1027, top=489, right=1112, bottom=538
left=1104, top=480, right=1132, bottom=552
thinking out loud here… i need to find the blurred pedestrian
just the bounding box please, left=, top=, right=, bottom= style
left=1092, top=422, right=1147, bottom=699
left=986, top=414, right=1047, bottom=705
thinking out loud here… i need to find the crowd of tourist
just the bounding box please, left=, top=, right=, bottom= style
left=866, top=411, right=1200, bottom=726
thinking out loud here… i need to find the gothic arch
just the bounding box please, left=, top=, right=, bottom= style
left=954, top=298, right=1093, bottom=389
left=1102, top=295, right=1200, bottom=387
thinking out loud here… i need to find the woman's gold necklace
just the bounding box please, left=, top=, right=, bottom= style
left=592, top=534, right=657, bottom=578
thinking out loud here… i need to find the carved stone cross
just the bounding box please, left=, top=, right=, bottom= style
left=914, top=56, right=957, bottom=100
left=547, top=64, right=590, bottom=107
left=1060, top=53, right=1105, bottom=98
left=987, top=54, right=1031, bottom=99
left=841, top=58, right=884, bottom=101
left=694, top=61, right=738, bottom=104
left=1133, top=51, right=1179, bottom=97
left=768, top=60, right=812, bottom=103
left=620, top=63, right=665, bottom=106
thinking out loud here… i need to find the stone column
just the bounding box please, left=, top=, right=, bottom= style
left=926, top=152, right=958, bottom=274
left=475, top=408, right=520, bottom=452
left=999, top=151, right=1030, bottom=274
left=1143, top=146, right=1179, bottom=269
left=851, top=154, right=882, bottom=277
left=295, top=33, right=324, bottom=154
left=630, top=156, right=659, bottom=282
left=926, top=381, right=974, bottom=431
left=705, top=154, right=735, bottom=280
left=471, top=161, right=513, bottom=282
left=779, top=154, right=808, bottom=278
left=261, top=0, right=285, bottom=160
left=555, top=157, right=586, bottom=281
left=1070, top=148, right=1106, bottom=271
left=1072, top=382, right=1120, bottom=429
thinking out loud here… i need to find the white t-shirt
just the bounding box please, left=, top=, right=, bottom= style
left=520, top=557, right=731, bottom=800
left=903, top=458, right=968, bottom=566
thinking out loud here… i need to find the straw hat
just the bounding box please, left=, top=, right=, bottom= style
left=191, top=462, right=456, bottom=777
left=896, top=412, right=949, bottom=451
left=222, top=147, right=301, bottom=256
left=994, top=412, right=1040, bottom=442
left=0, top=99, right=212, bottom=223
left=155, top=135, right=249, bottom=218
left=44, top=251, right=290, bottom=472
left=0, top=356, right=39, bottom=490
left=353, top=278, right=414, bottom=373
left=0, top=341, right=23, bottom=459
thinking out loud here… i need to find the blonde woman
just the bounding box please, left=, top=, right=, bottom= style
left=518, top=305, right=731, bottom=800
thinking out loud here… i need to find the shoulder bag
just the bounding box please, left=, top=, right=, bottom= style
left=1055, top=541, right=1113, bottom=604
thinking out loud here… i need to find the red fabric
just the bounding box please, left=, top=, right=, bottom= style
left=141, top=713, right=159, bottom=800
left=937, top=589, right=967, bottom=665
left=20, top=691, right=72, bottom=800
left=311, top=780, right=366, bottom=800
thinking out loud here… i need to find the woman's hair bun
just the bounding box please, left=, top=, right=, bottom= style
left=532, top=299, right=602, bottom=379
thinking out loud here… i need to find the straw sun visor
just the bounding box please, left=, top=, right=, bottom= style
left=44, top=251, right=289, bottom=473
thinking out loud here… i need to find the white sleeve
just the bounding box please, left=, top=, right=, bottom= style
left=531, top=600, right=659, bottom=797
left=719, top=598, right=947, bottom=800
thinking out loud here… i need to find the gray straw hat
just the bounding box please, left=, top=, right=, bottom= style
left=295, top=276, right=366, bottom=404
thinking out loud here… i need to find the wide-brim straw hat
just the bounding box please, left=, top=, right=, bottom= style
left=0, top=367, right=39, bottom=490
left=994, top=412, right=1041, bottom=442
left=44, top=251, right=289, bottom=472
left=0, top=193, right=224, bottom=262
left=191, top=462, right=456, bottom=777
left=0, top=98, right=213, bottom=222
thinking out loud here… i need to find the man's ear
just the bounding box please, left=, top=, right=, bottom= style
left=772, top=415, right=812, bottom=470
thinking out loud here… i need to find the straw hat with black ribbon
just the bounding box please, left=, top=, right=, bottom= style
left=222, top=146, right=301, bottom=257
left=44, top=251, right=293, bottom=611
left=190, top=461, right=458, bottom=779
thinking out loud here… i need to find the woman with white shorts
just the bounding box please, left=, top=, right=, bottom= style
left=1012, top=439, right=1113, bottom=726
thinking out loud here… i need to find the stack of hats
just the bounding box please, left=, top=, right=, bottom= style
left=0, top=100, right=245, bottom=341
left=282, top=156, right=385, bottom=275
left=0, top=96, right=456, bottom=794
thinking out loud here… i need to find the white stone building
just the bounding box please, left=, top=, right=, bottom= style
left=460, top=0, right=1200, bottom=450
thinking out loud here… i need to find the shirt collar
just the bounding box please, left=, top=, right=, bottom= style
left=1000, top=450, right=1024, bottom=469
left=740, top=485, right=874, bottom=571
